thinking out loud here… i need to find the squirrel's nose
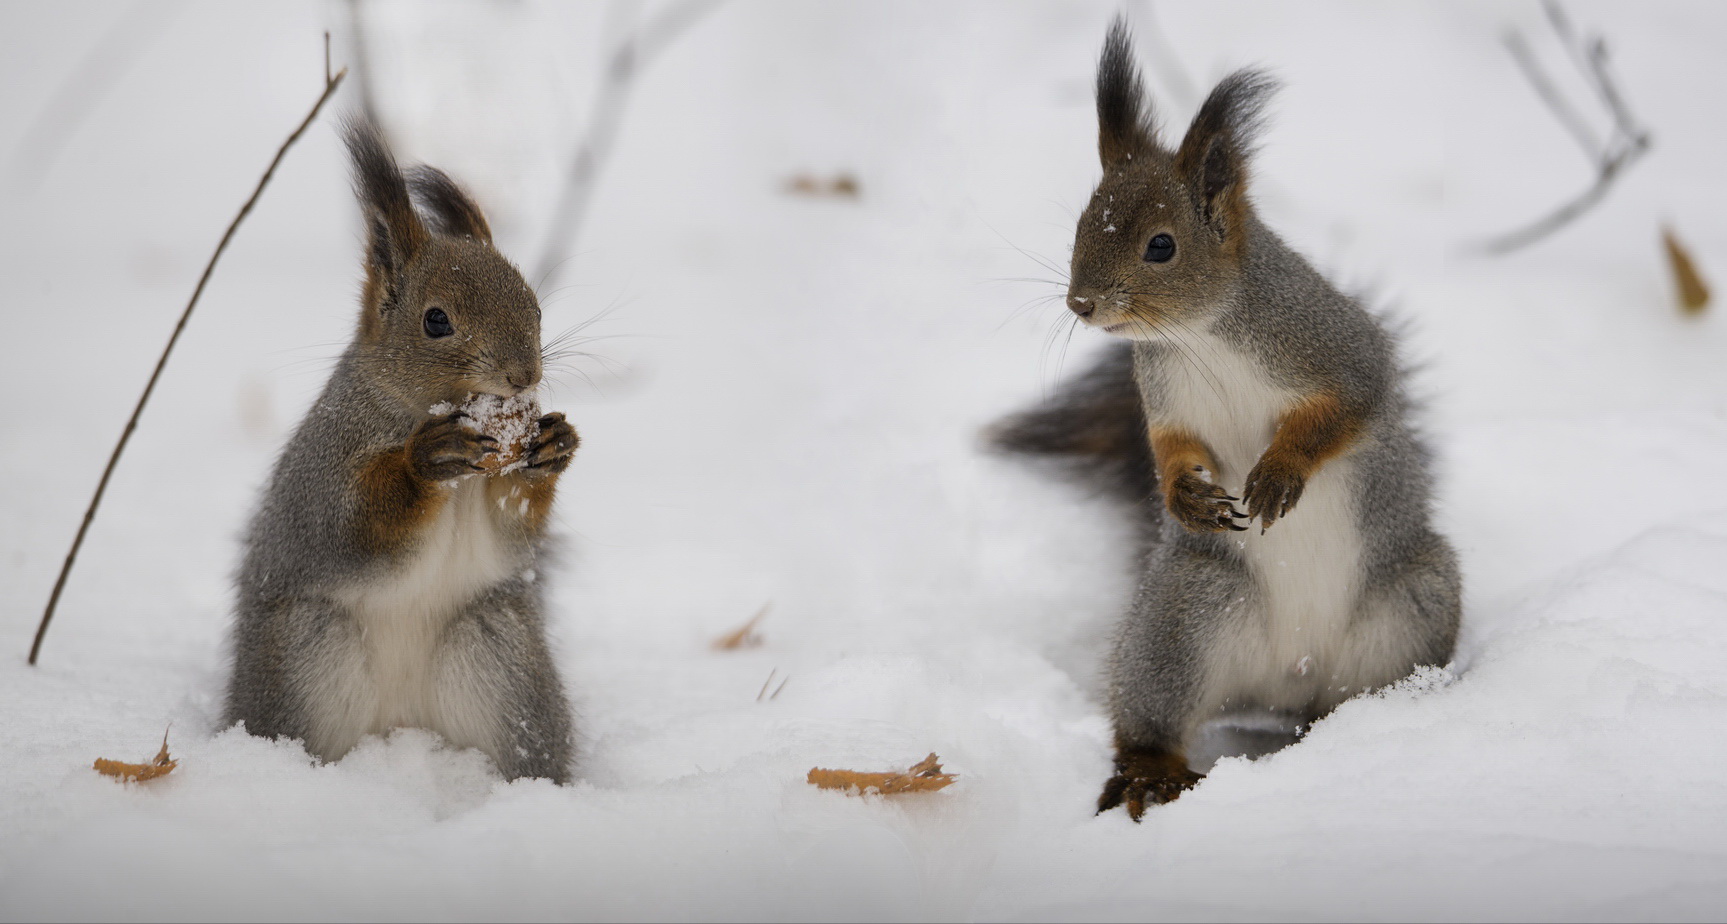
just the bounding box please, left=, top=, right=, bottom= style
left=505, top=374, right=537, bottom=395
left=1067, top=294, right=1096, bottom=319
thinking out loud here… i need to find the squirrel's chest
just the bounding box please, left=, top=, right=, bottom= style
left=1144, top=330, right=1366, bottom=657
left=336, top=478, right=521, bottom=700
left=1142, top=330, right=1288, bottom=483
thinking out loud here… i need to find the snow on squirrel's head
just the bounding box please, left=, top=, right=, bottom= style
left=1066, top=17, right=1278, bottom=340
left=343, top=117, right=543, bottom=410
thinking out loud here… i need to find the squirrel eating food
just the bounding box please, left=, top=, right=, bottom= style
left=223, top=120, right=579, bottom=783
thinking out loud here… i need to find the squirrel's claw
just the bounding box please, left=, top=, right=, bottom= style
left=1097, top=774, right=1130, bottom=816
left=1097, top=752, right=1203, bottom=822
left=1168, top=472, right=1251, bottom=535
left=1242, top=459, right=1306, bottom=531
left=521, top=413, right=580, bottom=474
left=408, top=409, right=499, bottom=482
left=1095, top=774, right=1153, bottom=822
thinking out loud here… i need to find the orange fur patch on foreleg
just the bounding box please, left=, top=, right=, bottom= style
left=1148, top=425, right=1218, bottom=495
left=1262, top=391, right=1363, bottom=478
left=487, top=471, right=561, bottom=535
left=1148, top=425, right=1248, bottom=532
left=355, top=446, right=449, bottom=556
left=1242, top=390, right=1366, bottom=527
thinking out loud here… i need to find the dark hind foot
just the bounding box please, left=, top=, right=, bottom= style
left=1097, top=748, right=1204, bottom=821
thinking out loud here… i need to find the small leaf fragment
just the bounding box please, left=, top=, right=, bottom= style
left=94, top=729, right=177, bottom=783
left=712, top=604, right=768, bottom=651
left=808, top=752, right=956, bottom=796
left=783, top=173, right=861, bottom=200
left=1663, top=225, right=1710, bottom=315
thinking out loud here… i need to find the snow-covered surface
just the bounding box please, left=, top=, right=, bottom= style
left=4, top=2, right=1726, bottom=920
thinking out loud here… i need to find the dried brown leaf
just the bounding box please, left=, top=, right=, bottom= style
left=94, top=729, right=177, bottom=783
left=1663, top=225, right=1710, bottom=315
left=783, top=173, right=861, bottom=200
left=713, top=604, right=768, bottom=651
left=808, top=752, right=956, bottom=796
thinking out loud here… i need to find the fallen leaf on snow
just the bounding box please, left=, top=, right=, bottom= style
left=808, top=752, right=956, bottom=795
left=94, top=729, right=177, bottom=783
left=1663, top=225, right=1710, bottom=315
left=783, top=173, right=861, bottom=199
left=712, top=603, right=769, bottom=650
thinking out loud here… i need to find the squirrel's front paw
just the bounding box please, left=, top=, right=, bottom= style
left=1097, top=749, right=1203, bottom=821
left=1243, top=455, right=1306, bottom=530
left=1166, top=469, right=1248, bottom=533
left=408, top=411, right=497, bottom=482
left=521, top=412, right=579, bottom=474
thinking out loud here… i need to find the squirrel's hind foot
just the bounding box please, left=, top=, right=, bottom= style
left=1097, top=749, right=1204, bottom=821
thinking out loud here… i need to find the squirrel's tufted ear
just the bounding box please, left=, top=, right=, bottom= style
left=1096, top=17, right=1158, bottom=170
left=407, top=165, right=493, bottom=244
left=1173, top=69, right=1277, bottom=246
left=343, top=118, right=427, bottom=311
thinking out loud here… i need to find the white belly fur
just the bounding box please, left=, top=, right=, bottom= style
left=1146, top=326, right=1366, bottom=711
left=312, top=476, right=516, bottom=757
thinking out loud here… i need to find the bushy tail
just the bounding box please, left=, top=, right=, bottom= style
left=985, top=342, right=1158, bottom=507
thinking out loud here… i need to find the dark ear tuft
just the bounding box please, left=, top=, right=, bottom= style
left=342, top=117, right=426, bottom=308
left=1173, top=69, right=1277, bottom=242
left=1096, top=17, right=1158, bottom=169
left=407, top=165, right=493, bottom=244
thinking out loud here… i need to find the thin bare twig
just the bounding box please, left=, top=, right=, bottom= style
left=755, top=667, right=789, bottom=702
left=29, top=58, right=348, bottom=665
left=532, top=0, right=722, bottom=290
left=1503, top=31, right=1600, bottom=163
left=1129, top=0, right=1198, bottom=111
left=1479, top=0, right=1651, bottom=255
left=343, top=0, right=383, bottom=131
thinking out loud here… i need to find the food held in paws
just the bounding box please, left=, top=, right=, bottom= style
left=431, top=392, right=541, bottom=474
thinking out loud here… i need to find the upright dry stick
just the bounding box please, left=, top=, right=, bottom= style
left=29, top=57, right=348, bottom=665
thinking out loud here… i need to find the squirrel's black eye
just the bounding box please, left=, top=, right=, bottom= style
left=1143, top=233, right=1176, bottom=264
left=423, top=307, right=454, bottom=338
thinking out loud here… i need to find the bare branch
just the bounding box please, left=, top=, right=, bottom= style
left=1129, top=0, right=1198, bottom=110
left=532, top=0, right=722, bottom=291
left=1478, top=1, right=1651, bottom=255
left=343, top=0, right=384, bottom=132
left=30, top=58, right=348, bottom=665
left=1477, top=164, right=1619, bottom=255
left=1503, top=30, right=1601, bottom=166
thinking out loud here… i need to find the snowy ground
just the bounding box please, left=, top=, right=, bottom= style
left=4, top=2, right=1727, bottom=921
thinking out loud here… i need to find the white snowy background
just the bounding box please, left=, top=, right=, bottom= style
left=3, top=1, right=1726, bottom=920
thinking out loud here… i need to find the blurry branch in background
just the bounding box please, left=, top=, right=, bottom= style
left=343, top=0, right=384, bottom=130
left=6, top=0, right=185, bottom=194
left=1479, top=0, right=1651, bottom=255
left=532, top=0, right=723, bottom=291
left=1129, top=0, right=1198, bottom=111
left=30, top=44, right=348, bottom=666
